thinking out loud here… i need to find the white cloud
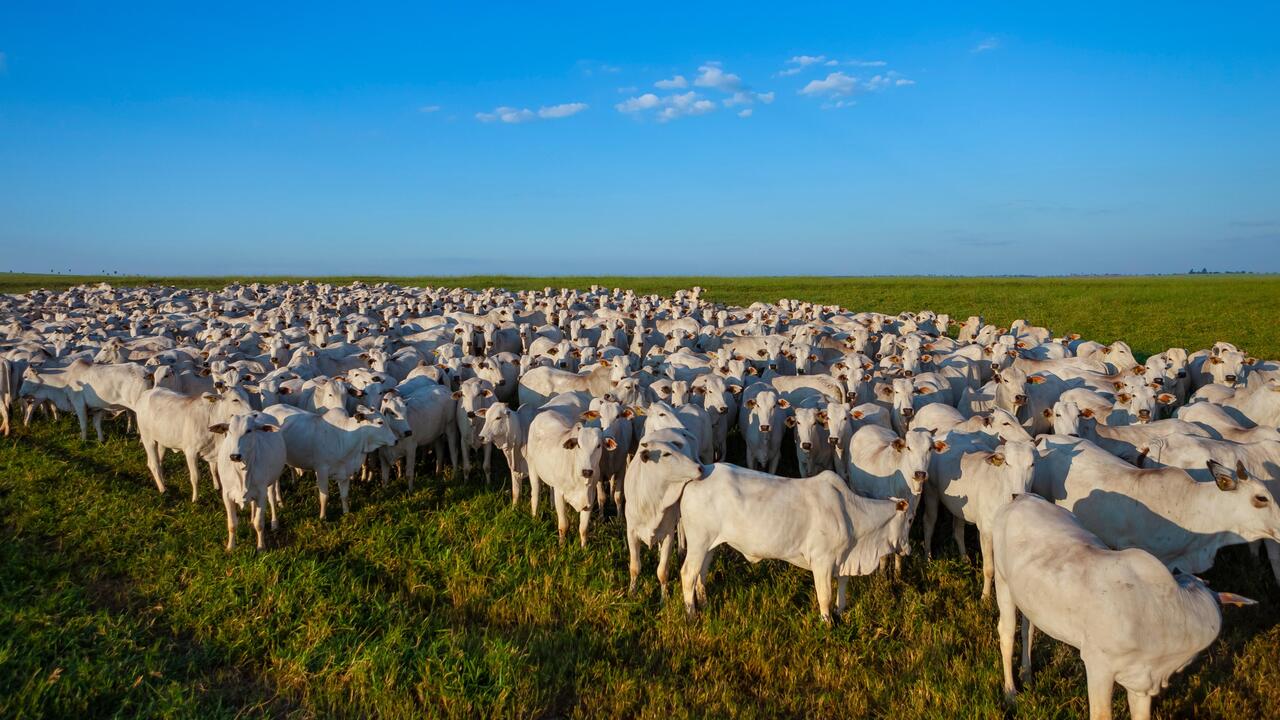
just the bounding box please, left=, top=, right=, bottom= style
left=895, top=78, right=915, bottom=86
left=615, top=93, right=662, bottom=113
left=694, top=62, right=742, bottom=92
left=538, top=102, right=588, bottom=119
left=654, top=75, right=687, bottom=89
left=477, top=102, right=588, bottom=123
left=800, top=72, right=857, bottom=97
left=846, top=59, right=887, bottom=68
left=778, top=54, right=827, bottom=76
left=657, top=92, right=716, bottom=122
left=757, top=91, right=775, bottom=104
left=973, top=37, right=1000, bottom=53
left=738, top=108, right=753, bottom=118
left=418, top=105, right=441, bottom=113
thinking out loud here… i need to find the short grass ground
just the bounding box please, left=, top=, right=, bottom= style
left=2, top=274, right=1279, bottom=718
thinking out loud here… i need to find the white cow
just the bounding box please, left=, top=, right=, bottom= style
left=845, top=425, right=936, bottom=574
left=210, top=412, right=286, bottom=550
left=994, top=494, right=1253, bottom=720
left=1033, top=435, right=1280, bottom=573
left=678, top=466, right=911, bottom=623
left=262, top=404, right=398, bottom=518
left=921, top=437, right=1037, bottom=598
left=524, top=392, right=613, bottom=545
left=134, top=386, right=253, bottom=499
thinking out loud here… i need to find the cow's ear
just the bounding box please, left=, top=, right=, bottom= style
left=817, top=412, right=828, bottom=426
left=920, top=354, right=932, bottom=363
left=579, top=410, right=600, bottom=421
left=258, top=424, right=280, bottom=433
left=451, top=390, right=462, bottom=400
left=604, top=437, right=618, bottom=451
left=1080, top=408, right=1094, bottom=418
left=986, top=453, right=1005, bottom=466
left=895, top=498, right=909, bottom=512
left=201, top=392, right=219, bottom=403
left=745, top=399, right=757, bottom=409
left=1027, top=375, right=1046, bottom=385
left=1042, top=408, right=1052, bottom=418
left=777, top=398, right=791, bottom=409
left=562, top=437, right=579, bottom=450
left=621, top=408, right=634, bottom=419
left=1210, top=356, right=1223, bottom=364
left=1246, top=357, right=1259, bottom=366
left=933, top=440, right=949, bottom=453
left=891, top=438, right=906, bottom=452
left=785, top=415, right=797, bottom=428
left=1208, top=460, right=1236, bottom=491
left=851, top=410, right=864, bottom=420
left=482, top=389, right=493, bottom=397
left=728, top=384, right=743, bottom=396
left=1157, top=393, right=1176, bottom=404
left=208, top=423, right=229, bottom=434
left=1117, top=393, right=1132, bottom=404
left=982, top=415, right=993, bottom=427
left=992, top=372, right=1002, bottom=383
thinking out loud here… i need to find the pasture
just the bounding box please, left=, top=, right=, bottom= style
left=2, top=274, right=1279, bottom=719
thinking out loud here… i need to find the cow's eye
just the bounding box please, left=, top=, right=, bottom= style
left=1255, top=495, right=1270, bottom=507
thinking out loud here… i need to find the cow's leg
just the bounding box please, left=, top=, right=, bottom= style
left=483, top=443, right=493, bottom=484
left=657, top=533, right=675, bottom=596
left=980, top=530, right=996, bottom=600
left=1020, top=615, right=1036, bottom=683
left=627, top=528, right=643, bottom=594
left=73, top=397, right=89, bottom=441
left=92, top=410, right=105, bottom=443
left=528, top=467, right=542, bottom=518
left=316, top=469, right=330, bottom=519
left=0, top=402, right=9, bottom=436
left=338, top=473, right=351, bottom=515
left=380, top=454, right=392, bottom=487
left=996, top=573, right=1018, bottom=701
left=1125, top=689, right=1152, bottom=720
left=142, top=437, right=167, bottom=493
left=612, top=474, right=624, bottom=516
left=268, top=480, right=281, bottom=529
left=553, top=488, right=568, bottom=544
left=405, top=444, right=417, bottom=491
left=252, top=500, right=266, bottom=550
left=510, top=459, right=522, bottom=507
left=184, top=450, right=202, bottom=502
left=836, top=576, right=850, bottom=616
left=813, top=566, right=835, bottom=624
left=223, top=494, right=238, bottom=551
left=1083, top=658, right=1116, bottom=720
left=921, top=486, right=939, bottom=560
left=207, top=458, right=220, bottom=490
left=680, top=539, right=709, bottom=617
left=577, top=507, right=591, bottom=548
left=952, top=512, right=968, bottom=557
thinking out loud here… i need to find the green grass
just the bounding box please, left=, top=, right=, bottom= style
left=5, top=273, right=1279, bottom=360
left=2, top=274, right=1279, bottom=718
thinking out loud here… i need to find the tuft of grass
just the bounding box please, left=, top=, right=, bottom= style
left=1, top=413, right=1278, bottom=718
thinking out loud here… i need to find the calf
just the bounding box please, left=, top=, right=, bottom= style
left=210, top=412, right=286, bottom=550
left=846, top=425, right=935, bottom=574
left=524, top=392, right=613, bottom=545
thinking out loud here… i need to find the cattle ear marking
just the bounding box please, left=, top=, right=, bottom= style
left=579, top=410, right=600, bottom=421
left=1158, top=393, right=1176, bottom=404
left=1027, top=375, right=1046, bottom=385
left=933, top=440, right=949, bottom=453
left=777, top=398, right=791, bottom=409
left=208, top=423, right=229, bottom=434
left=986, top=453, right=1005, bottom=466
left=1208, top=460, right=1237, bottom=491
left=1080, top=408, right=1094, bottom=418
left=604, top=438, right=618, bottom=451
left=851, top=410, right=864, bottom=419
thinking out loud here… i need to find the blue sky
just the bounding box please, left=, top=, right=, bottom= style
left=1, top=2, right=1278, bottom=276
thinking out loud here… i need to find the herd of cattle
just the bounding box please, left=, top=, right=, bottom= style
left=4, top=281, right=1280, bottom=718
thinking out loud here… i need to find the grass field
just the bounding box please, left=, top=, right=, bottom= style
left=2, top=274, right=1279, bottom=718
